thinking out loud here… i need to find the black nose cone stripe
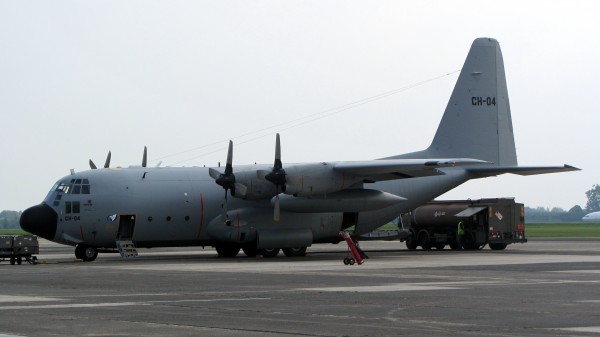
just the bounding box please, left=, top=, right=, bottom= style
left=20, top=203, right=58, bottom=241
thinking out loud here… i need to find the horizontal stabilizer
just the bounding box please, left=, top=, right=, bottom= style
left=467, top=165, right=580, bottom=178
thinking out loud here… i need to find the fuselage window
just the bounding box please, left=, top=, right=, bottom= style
left=53, top=194, right=62, bottom=207
left=65, top=201, right=80, bottom=214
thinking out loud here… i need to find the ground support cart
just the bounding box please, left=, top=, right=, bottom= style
left=0, top=235, right=39, bottom=265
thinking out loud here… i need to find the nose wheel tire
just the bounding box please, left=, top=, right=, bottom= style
left=75, top=244, right=98, bottom=262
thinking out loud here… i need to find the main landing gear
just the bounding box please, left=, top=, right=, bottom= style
left=215, top=244, right=307, bottom=258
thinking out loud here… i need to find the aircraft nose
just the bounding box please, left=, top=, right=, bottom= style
left=20, top=203, right=58, bottom=241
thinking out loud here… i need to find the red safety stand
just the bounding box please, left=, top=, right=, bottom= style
left=339, top=231, right=365, bottom=265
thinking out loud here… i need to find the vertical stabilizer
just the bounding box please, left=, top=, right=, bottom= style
left=392, top=38, right=517, bottom=166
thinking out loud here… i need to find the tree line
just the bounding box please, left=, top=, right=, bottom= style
left=0, top=210, right=22, bottom=229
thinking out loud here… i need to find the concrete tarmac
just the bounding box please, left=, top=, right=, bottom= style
left=1, top=239, right=600, bottom=336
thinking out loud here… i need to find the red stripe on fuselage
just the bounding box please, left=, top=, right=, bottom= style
left=196, top=193, right=204, bottom=239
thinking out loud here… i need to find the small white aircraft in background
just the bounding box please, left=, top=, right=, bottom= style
left=582, top=212, right=600, bottom=222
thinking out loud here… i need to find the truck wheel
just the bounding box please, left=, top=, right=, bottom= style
left=405, top=233, right=418, bottom=250
left=489, top=243, right=508, bottom=250
left=449, top=241, right=460, bottom=250
left=435, top=243, right=445, bottom=250
left=418, top=231, right=431, bottom=250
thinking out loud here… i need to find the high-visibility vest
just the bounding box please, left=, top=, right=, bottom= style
left=457, top=221, right=465, bottom=236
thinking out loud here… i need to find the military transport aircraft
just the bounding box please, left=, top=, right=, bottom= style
left=20, top=38, right=579, bottom=261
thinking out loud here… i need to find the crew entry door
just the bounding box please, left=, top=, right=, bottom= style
left=117, top=215, right=136, bottom=241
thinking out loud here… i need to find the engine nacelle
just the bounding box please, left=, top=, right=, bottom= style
left=231, top=170, right=277, bottom=200
left=283, top=163, right=359, bottom=197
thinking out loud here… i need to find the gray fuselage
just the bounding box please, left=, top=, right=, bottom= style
left=38, top=165, right=469, bottom=249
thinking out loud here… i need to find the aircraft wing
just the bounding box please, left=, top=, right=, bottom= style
left=467, top=165, right=580, bottom=178
left=333, top=158, right=490, bottom=180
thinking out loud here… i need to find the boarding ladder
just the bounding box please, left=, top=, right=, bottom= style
left=116, top=240, right=138, bottom=259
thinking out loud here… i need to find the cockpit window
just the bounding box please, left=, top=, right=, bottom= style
left=55, top=179, right=90, bottom=194
left=56, top=183, right=70, bottom=193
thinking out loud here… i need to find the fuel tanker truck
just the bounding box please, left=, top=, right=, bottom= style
left=400, top=198, right=526, bottom=250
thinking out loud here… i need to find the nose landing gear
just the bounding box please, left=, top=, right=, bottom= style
left=75, top=244, right=98, bottom=262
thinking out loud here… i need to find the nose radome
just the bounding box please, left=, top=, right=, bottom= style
left=20, top=203, right=58, bottom=241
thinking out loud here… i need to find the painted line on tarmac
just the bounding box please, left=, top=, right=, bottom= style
left=553, top=327, right=600, bottom=333
left=552, top=270, right=600, bottom=274
left=0, top=295, right=65, bottom=303
left=298, top=283, right=464, bottom=292
left=0, top=297, right=270, bottom=311
left=297, top=278, right=600, bottom=293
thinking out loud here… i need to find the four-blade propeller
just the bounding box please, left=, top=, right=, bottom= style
left=211, top=134, right=286, bottom=222
left=263, top=134, right=286, bottom=221
left=209, top=141, right=248, bottom=223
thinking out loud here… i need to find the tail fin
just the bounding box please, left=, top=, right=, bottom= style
left=393, top=38, right=517, bottom=166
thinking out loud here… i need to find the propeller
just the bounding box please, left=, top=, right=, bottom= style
left=104, top=151, right=112, bottom=168
left=209, top=141, right=237, bottom=222
left=142, top=146, right=147, bottom=168
left=89, top=151, right=112, bottom=170
left=263, top=133, right=286, bottom=221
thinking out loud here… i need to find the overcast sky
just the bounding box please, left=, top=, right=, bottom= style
left=1, top=1, right=598, bottom=212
